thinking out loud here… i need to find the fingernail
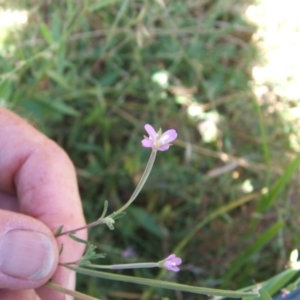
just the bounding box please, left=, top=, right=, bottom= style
left=0, top=230, right=55, bottom=280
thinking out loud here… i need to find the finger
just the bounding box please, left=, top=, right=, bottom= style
left=0, top=108, right=87, bottom=299
left=0, top=191, right=19, bottom=212
left=15, top=140, right=86, bottom=300
left=0, top=288, right=42, bottom=300
left=0, top=194, right=58, bottom=298
left=0, top=210, right=58, bottom=290
left=36, top=270, right=76, bottom=300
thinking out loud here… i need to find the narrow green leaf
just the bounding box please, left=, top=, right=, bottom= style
left=59, top=243, right=64, bottom=256
left=68, top=234, right=89, bottom=245
left=37, top=98, right=78, bottom=116
left=261, top=268, right=299, bottom=296
left=47, top=70, right=70, bottom=90
left=40, top=23, right=53, bottom=44
left=0, top=55, right=12, bottom=72
left=99, top=201, right=108, bottom=219
left=254, top=100, right=271, bottom=186
left=222, top=221, right=284, bottom=285
left=0, top=81, right=13, bottom=105
left=258, top=289, right=272, bottom=300
left=51, top=11, right=62, bottom=42
left=252, top=152, right=300, bottom=229
left=175, top=190, right=263, bottom=254
left=54, top=225, right=64, bottom=236
left=89, top=0, right=122, bottom=11
left=210, top=267, right=299, bottom=299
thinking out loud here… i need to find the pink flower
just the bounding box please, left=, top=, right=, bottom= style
left=162, top=254, right=182, bottom=272
left=121, top=247, right=136, bottom=258
left=141, top=124, right=177, bottom=151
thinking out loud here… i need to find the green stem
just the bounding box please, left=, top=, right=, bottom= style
left=254, top=99, right=271, bottom=187
left=113, top=150, right=157, bottom=216
left=80, top=262, right=158, bottom=270
left=57, top=150, right=156, bottom=236
left=65, top=266, right=259, bottom=298
left=46, top=281, right=100, bottom=300
left=56, top=219, right=103, bottom=237
left=141, top=190, right=263, bottom=300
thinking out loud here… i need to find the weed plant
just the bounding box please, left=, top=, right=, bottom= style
left=1, top=0, right=300, bottom=299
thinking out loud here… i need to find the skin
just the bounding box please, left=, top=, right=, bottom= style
left=0, top=108, right=87, bottom=300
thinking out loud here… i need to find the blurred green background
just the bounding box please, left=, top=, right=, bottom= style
left=2, top=0, right=300, bottom=299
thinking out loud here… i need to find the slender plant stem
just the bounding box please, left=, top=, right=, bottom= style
left=65, top=266, right=259, bottom=298
left=141, top=190, right=264, bottom=300
left=113, top=150, right=157, bottom=216
left=56, top=219, right=103, bottom=237
left=46, top=281, right=100, bottom=300
left=70, top=262, right=158, bottom=270
left=57, top=150, right=156, bottom=237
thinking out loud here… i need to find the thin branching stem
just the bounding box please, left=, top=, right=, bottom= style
left=113, top=150, right=157, bottom=216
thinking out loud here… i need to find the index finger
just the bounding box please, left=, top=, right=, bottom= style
left=0, top=108, right=87, bottom=299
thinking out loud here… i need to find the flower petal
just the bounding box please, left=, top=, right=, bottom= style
left=144, top=124, right=157, bottom=141
left=141, top=124, right=177, bottom=152
left=162, top=254, right=182, bottom=272
left=163, top=261, right=181, bottom=272
left=159, top=129, right=177, bottom=144
left=170, top=265, right=180, bottom=272
left=173, top=257, right=182, bottom=264
left=141, top=139, right=154, bottom=148
left=157, top=144, right=170, bottom=151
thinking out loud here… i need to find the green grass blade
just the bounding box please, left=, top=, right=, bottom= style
left=175, top=190, right=263, bottom=254
left=261, top=268, right=299, bottom=296
left=47, top=70, right=70, bottom=90
left=257, top=289, right=272, bottom=300
left=254, top=99, right=271, bottom=186
left=40, top=23, right=53, bottom=44
left=251, top=152, right=300, bottom=229
left=89, top=0, right=122, bottom=11
left=222, top=221, right=284, bottom=286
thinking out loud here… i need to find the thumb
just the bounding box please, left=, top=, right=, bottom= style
left=0, top=209, right=59, bottom=290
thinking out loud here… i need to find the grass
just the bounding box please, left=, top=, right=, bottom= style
left=1, top=0, right=300, bottom=299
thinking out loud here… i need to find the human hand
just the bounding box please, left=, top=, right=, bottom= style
left=0, top=108, right=87, bottom=300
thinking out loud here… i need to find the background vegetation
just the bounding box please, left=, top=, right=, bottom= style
left=1, top=0, right=300, bottom=299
